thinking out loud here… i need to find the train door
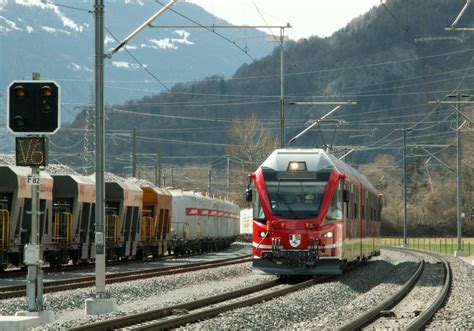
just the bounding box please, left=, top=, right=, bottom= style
left=105, top=207, right=119, bottom=246
left=131, top=206, right=140, bottom=243
left=0, top=199, right=10, bottom=250
left=141, top=209, right=154, bottom=243
left=163, top=209, right=170, bottom=240
left=79, top=203, right=91, bottom=243
left=355, top=186, right=362, bottom=258
left=52, top=203, right=72, bottom=246
left=343, top=183, right=355, bottom=261
left=124, top=206, right=133, bottom=243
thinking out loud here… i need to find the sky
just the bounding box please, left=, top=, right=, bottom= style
left=185, top=0, right=381, bottom=40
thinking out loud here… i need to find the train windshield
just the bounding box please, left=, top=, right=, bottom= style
left=263, top=170, right=330, bottom=219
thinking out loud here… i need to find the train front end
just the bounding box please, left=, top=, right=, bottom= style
left=249, top=149, right=345, bottom=276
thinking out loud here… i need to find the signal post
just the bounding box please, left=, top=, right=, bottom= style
left=1, top=77, right=59, bottom=329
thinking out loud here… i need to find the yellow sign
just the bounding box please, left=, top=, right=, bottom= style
left=15, top=137, right=48, bottom=167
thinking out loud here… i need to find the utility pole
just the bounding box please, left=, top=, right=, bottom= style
left=162, top=171, right=166, bottom=187
left=81, top=87, right=95, bottom=175
left=171, top=167, right=174, bottom=187
left=151, top=23, right=291, bottom=148
left=85, top=0, right=116, bottom=315
left=155, top=152, right=161, bottom=187
left=266, top=27, right=290, bottom=148
left=279, top=27, right=285, bottom=148
left=132, top=128, right=137, bottom=177
left=86, top=3, right=176, bottom=314
left=429, top=95, right=473, bottom=256
left=207, top=169, right=212, bottom=195
left=226, top=155, right=230, bottom=200
left=455, top=94, right=463, bottom=256
left=402, top=128, right=411, bottom=247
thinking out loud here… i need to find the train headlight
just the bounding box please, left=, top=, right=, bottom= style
left=287, top=161, right=307, bottom=171
left=323, top=231, right=333, bottom=238
left=259, top=231, right=267, bottom=238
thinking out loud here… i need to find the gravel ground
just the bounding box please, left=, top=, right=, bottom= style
left=0, top=245, right=250, bottom=286
left=367, top=253, right=446, bottom=329
left=0, top=243, right=266, bottom=329
left=427, top=254, right=474, bottom=330
left=183, top=249, right=473, bottom=330
left=0, top=246, right=471, bottom=330
left=185, top=249, right=418, bottom=330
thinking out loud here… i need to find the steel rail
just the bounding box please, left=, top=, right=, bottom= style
left=405, top=251, right=451, bottom=330
left=69, top=279, right=283, bottom=331
left=337, top=249, right=425, bottom=331
left=0, top=255, right=251, bottom=299
left=0, top=252, right=214, bottom=279
left=71, top=276, right=332, bottom=331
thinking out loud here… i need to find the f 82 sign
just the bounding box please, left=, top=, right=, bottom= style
left=15, top=137, right=48, bottom=167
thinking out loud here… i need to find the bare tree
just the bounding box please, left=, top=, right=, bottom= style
left=225, top=114, right=277, bottom=205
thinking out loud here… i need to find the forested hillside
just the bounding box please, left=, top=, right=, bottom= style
left=56, top=0, right=474, bottom=235
left=61, top=0, right=473, bottom=166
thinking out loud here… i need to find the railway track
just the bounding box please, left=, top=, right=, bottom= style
left=338, top=247, right=451, bottom=331
left=69, top=276, right=333, bottom=331
left=0, top=255, right=251, bottom=300
left=68, top=258, right=367, bottom=330
left=0, top=253, right=194, bottom=279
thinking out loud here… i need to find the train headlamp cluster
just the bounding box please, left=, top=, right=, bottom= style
left=259, top=231, right=267, bottom=238
left=323, top=231, right=333, bottom=238
left=287, top=161, right=307, bottom=171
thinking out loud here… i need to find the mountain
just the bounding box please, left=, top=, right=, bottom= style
left=60, top=0, right=474, bottom=173
left=0, top=0, right=273, bottom=122
left=4, top=0, right=474, bottom=177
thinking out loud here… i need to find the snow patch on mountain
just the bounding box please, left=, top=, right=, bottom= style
left=15, top=0, right=85, bottom=33
left=0, top=16, right=21, bottom=32
left=112, top=61, right=145, bottom=70
left=68, top=63, right=92, bottom=72
left=125, top=0, right=144, bottom=5
left=147, top=30, right=194, bottom=50
left=41, top=26, right=71, bottom=35
left=105, top=35, right=116, bottom=45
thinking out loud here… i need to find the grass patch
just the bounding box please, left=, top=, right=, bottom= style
left=381, top=237, right=474, bottom=257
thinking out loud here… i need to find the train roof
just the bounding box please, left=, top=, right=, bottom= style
left=260, top=148, right=377, bottom=193
left=141, top=185, right=170, bottom=195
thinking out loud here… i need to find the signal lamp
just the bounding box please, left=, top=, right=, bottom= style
left=42, top=86, right=53, bottom=97
left=42, top=101, right=52, bottom=112
left=13, top=116, right=25, bottom=129
left=14, top=86, right=26, bottom=98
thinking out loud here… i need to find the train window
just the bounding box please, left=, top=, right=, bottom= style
left=252, top=186, right=266, bottom=223
left=327, top=182, right=343, bottom=221
left=265, top=180, right=327, bottom=219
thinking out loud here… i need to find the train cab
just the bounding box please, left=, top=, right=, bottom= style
left=249, top=149, right=381, bottom=276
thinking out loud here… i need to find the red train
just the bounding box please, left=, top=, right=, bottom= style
left=247, top=148, right=382, bottom=275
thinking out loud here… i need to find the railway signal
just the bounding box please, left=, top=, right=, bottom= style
left=7, top=81, right=60, bottom=135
